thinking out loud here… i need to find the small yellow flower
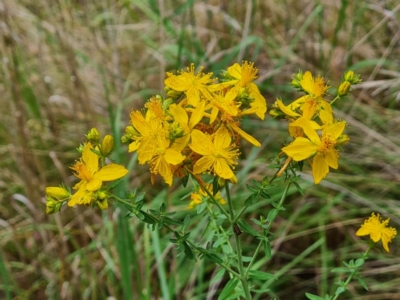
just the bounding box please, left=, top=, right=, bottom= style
left=164, top=64, right=214, bottom=107
left=282, top=119, right=347, bottom=184
left=356, top=213, right=397, bottom=252
left=69, top=142, right=128, bottom=206
left=190, top=126, right=239, bottom=180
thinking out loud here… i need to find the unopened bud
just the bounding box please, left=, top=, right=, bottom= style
left=101, top=135, right=114, bottom=157
left=97, top=198, right=109, bottom=210
left=344, top=70, right=361, bottom=84
left=337, top=134, right=350, bottom=146
left=338, top=81, right=351, bottom=96
left=46, top=197, right=63, bottom=214
left=46, top=186, right=70, bottom=201
left=86, top=128, right=100, bottom=143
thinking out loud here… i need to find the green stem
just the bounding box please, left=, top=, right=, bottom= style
left=112, top=195, right=241, bottom=278
left=330, top=94, right=341, bottom=106
left=332, top=245, right=372, bottom=300
left=225, top=182, right=252, bottom=300
left=265, top=181, right=291, bottom=234
left=194, top=176, right=231, bottom=220
left=233, top=168, right=281, bottom=223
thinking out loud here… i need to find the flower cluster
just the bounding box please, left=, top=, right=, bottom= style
left=122, top=62, right=267, bottom=186
left=270, top=70, right=360, bottom=184
left=45, top=129, right=128, bottom=213
left=356, top=213, right=397, bottom=252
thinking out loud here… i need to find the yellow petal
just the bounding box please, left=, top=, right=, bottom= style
left=214, top=126, right=231, bottom=150
left=324, top=149, right=339, bottom=169
left=190, top=130, right=214, bottom=156
left=68, top=185, right=90, bottom=206
left=300, top=71, right=314, bottom=95
left=128, top=140, right=140, bottom=153
left=214, top=158, right=234, bottom=179
left=355, top=227, right=370, bottom=236
left=312, top=153, right=329, bottom=184
left=227, top=63, right=242, bottom=79
left=282, top=137, right=317, bottom=161
left=86, top=178, right=103, bottom=191
left=193, top=156, right=214, bottom=174
left=230, top=123, right=261, bottom=147
left=82, top=143, right=99, bottom=172
left=296, top=118, right=320, bottom=144
left=169, top=104, right=189, bottom=125
left=276, top=99, right=300, bottom=117
left=323, top=121, right=346, bottom=139
left=164, top=148, right=185, bottom=165
left=189, top=100, right=205, bottom=129
left=94, top=164, right=129, bottom=181
left=369, top=231, right=381, bottom=243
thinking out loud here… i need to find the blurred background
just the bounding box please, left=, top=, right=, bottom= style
left=1, top=0, right=400, bottom=299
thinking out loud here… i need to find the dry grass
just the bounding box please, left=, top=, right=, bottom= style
left=1, top=0, right=400, bottom=299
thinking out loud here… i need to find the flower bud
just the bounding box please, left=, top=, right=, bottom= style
left=101, top=135, right=114, bottom=157
left=338, top=81, right=351, bottom=96
left=336, top=134, right=350, bottom=146
left=97, top=198, right=109, bottom=210
left=86, top=128, right=100, bottom=143
left=344, top=70, right=361, bottom=84
left=291, top=70, right=303, bottom=89
left=45, top=186, right=70, bottom=201
left=46, top=197, right=63, bottom=214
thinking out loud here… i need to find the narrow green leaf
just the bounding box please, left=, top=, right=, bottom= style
left=305, top=293, right=325, bottom=300
left=356, top=275, right=369, bottom=291
left=211, top=268, right=225, bottom=283
left=183, top=241, right=195, bottom=260
left=248, top=270, right=275, bottom=281
left=237, top=219, right=261, bottom=237
left=263, top=239, right=272, bottom=259
left=218, top=278, right=239, bottom=300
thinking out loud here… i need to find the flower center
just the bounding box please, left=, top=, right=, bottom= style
left=71, top=161, right=93, bottom=181
left=318, top=135, right=336, bottom=153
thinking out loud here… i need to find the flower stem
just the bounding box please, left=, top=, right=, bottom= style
left=332, top=245, right=372, bottom=300
left=225, top=181, right=252, bottom=300
left=112, top=194, right=241, bottom=278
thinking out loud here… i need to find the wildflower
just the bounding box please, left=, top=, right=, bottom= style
left=356, top=213, right=397, bottom=252
left=68, top=142, right=128, bottom=206
left=190, top=126, right=239, bottom=180
left=290, top=71, right=332, bottom=118
left=224, top=61, right=267, bottom=120
left=282, top=119, right=347, bottom=184
left=146, top=134, right=186, bottom=186
left=164, top=64, right=214, bottom=107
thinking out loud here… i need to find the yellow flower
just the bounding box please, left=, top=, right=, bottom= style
left=69, top=142, right=129, bottom=206
left=356, top=213, right=397, bottom=252
left=300, top=71, right=329, bottom=97
left=282, top=118, right=347, bottom=184
left=164, top=63, right=214, bottom=107
left=190, top=126, right=239, bottom=180
left=168, top=101, right=205, bottom=150
left=223, top=62, right=267, bottom=120
left=147, top=134, right=186, bottom=186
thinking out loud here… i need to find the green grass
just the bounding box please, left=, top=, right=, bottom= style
left=1, top=0, right=400, bottom=299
